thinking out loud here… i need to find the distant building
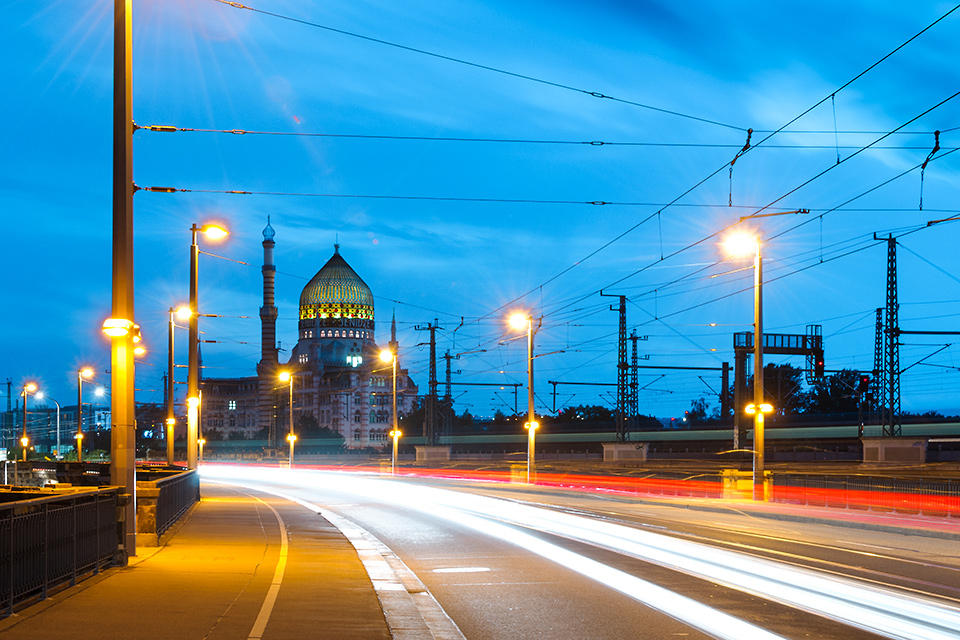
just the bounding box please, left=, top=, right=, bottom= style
left=200, top=220, right=417, bottom=447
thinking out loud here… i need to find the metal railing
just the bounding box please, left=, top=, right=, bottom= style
left=151, top=470, right=200, bottom=537
left=771, top=474, right=960, bottom=517
left=0, top=488, right=119, bottom=615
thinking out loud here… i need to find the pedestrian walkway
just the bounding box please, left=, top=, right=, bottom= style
left=0, top=483, right=402, bottom=640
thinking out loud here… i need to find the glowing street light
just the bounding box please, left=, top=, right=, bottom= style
left=508, top=312, right=538, bottom=483
left=279, top=371, right=295, bottom=467
left=286, top=433, right=297, bottom=467
left=21, top=382, right=37, bottom=462
left=187, top=223, right=229, bottom=470
left=198, top=437, right=206, bottom=463
left=725, top=231, right=766, bottom=500
left=379, top=349, right=400, bottom=474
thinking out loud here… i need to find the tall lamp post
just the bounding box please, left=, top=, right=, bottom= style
left=36, top=393, right=61, bottom=458
left=279, top=371, right=295, bottom=467
left=725, top=232, right=766, bottom=500
left=187, top=223, right=228, bottom=470
left=21, top=383, right=37, bottom=461
left=509, top=312, right=539, bottom=483
left=167, top=307, right=189, bottom=465
left=379, top=349, right=400, bottom=474
left=77, top=368, right=94, bottom=463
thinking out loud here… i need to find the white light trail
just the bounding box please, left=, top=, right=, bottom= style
left=202, top=466, right=960, bottom=640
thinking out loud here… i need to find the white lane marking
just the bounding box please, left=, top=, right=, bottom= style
left=205, top=467, right=786, bottom=640
left=209, top=476, right=466, bottom=640
left=206, top=467, right=960, bottom=640
left=432, top=567, right=491, bottom=574
left=245, top=495, right=289, bottom=640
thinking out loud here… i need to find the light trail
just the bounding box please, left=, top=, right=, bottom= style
left=202, top=465, right=960, bottom=640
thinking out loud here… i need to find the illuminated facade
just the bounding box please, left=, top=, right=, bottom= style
left=201, top=221, right=417, bottom=448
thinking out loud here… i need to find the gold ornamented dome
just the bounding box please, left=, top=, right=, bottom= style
left=299, top=245, right=374, bottom=333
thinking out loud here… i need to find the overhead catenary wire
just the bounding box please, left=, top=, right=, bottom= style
left=464, top=5, right=960, bottom=326
left=138, top=124, right=955, bottom=151
left=210, top=0, right=747, bottom=132
left=157, top=3, right=960, bottom=408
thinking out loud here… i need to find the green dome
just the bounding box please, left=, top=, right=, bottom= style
left=299, top=246, right=374, bottom=323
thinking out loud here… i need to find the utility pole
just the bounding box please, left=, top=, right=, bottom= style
left=600, top=291, right=628, bottom=442
left=628, top=332, right=649, bottom=431
left=442, top=350, right=460, bottom=437
left=872, top=307, right=885, bottom=428
left=629, top=332, right=639, bottom=432
left=4, top=379, right=11, bottom=450
left=415, top=319, right=443, bottom=445
left=874, top=235, right=901, bottom=437
left=110, top=0, right=137, bottom=561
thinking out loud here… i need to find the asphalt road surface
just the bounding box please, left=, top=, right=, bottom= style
left=203, top=466, right=960, bottom=640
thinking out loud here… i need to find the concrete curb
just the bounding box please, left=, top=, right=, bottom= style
left=240, top=486, right=466, bottom=640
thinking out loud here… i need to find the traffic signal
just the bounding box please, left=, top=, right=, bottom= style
left=857, top=375, right=871, bottom=394
left=814, top=359, right=825, bottom=378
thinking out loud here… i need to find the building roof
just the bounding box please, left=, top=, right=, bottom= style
left=299, top=245, right=374, bottom=310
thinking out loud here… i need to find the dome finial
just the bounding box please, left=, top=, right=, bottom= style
left=334, top=235, right=340, bottom=254
left=262, top=216, right=276, bottom=242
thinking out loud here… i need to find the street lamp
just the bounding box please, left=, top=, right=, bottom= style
left=725, top=232, right=765, bottom=500
left=286, top=433, right=297, bottom=466
left=36, top=392, right=61, bottom=459
left=379, top=349, right=399, bottom=474
left=279, top=371, right=295, bottom=467
left=198, top=437, right=206, bottom=463
left=509, top=312, right=538, bottom=483
left=21, top=383, right=37, bottom=461
left=187, top=223, right=228, bottom=470
left=77, top=368, right=94, bottom=463
left=165, top=306, right=189, bottom=465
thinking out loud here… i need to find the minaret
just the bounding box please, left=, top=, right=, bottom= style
left=389, top=309, right=398, bottom=354
left=257, top=217, right=279, bottom=444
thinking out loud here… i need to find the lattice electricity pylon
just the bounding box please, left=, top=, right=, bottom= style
left=872, top=307, right=885, bottom=426
left=882, top=236, right=901, bottom=437
left=601, top=291, right=629, bottom=442
left=415, top=319, right=444, bottom=445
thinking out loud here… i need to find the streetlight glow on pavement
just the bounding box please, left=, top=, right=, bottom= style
left=202, top=466, right=960, bottom=640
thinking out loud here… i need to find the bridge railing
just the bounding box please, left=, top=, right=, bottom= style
left=771, top=474, right=960, bottom=517
left=136, top=469, right=200, bottom=544
left=0, top=487, right=119, bottom=616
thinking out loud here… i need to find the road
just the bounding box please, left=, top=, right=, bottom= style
left=202, top=465, right=960, bottom=640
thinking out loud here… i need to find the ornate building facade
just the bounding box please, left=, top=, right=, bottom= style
left=200, top=220, right=417, bottom=448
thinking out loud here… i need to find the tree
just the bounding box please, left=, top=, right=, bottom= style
left=296, top=413, right=321, bottom=436
left=555, top=405, right=614, bottom=423
left=805, top=369, right=862, bottom=414
left=747, top=363, right=808, bottom=416
left=687, top=397, right=710, bottom=423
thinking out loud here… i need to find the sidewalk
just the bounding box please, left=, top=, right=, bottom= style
left=0, top=483, right=395, bottom=640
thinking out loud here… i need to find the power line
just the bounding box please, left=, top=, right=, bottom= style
left=210, top=0, right=747, bottom=131
left=139, top=124, right=955, bottom=150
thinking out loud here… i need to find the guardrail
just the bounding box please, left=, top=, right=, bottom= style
left=771, top=474, right=960, bottom=517
left=0, top=488, right=119, bottom=616
left=136, top=469, right=199, bottom=545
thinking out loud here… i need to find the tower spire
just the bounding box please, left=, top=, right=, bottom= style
left=258, top=217, right=280, bottom=444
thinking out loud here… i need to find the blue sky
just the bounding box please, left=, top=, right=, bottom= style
left=5, top=0, right=960, bottom=420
